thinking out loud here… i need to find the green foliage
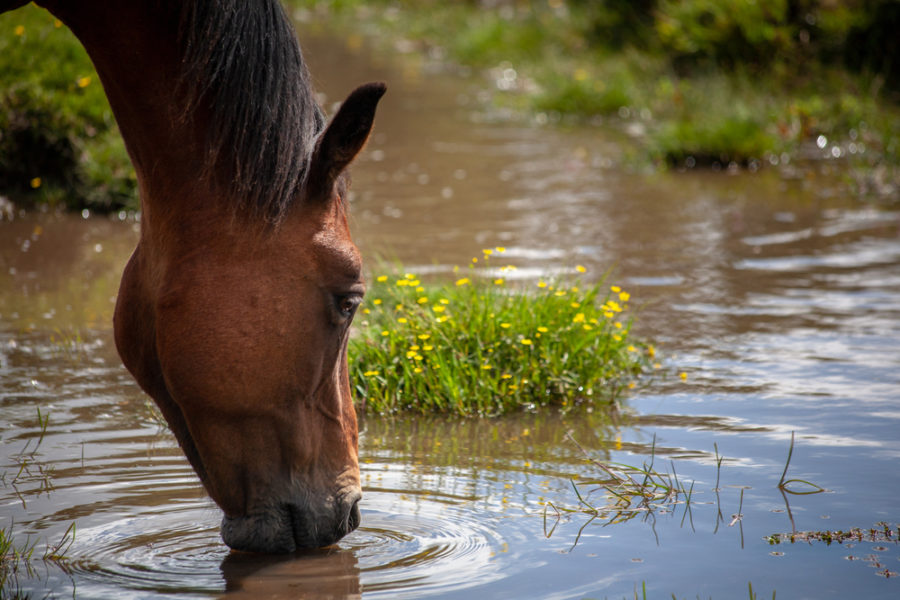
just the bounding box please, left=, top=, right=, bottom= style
left=534, top=68, right=634, bottom=116
left=350, top=252, right=653, bottom=416
left=655, top=0, right=793, bottom=70
left=652, top=115, right=776, bottom=166
left=0, top=5, right=137, bottom=211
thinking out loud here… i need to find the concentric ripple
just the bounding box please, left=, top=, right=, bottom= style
left=66, top=507, right=228, bottom=599
left=347, top=491, right=514, bottom=598
left=58, top=489, right=516, bottom=599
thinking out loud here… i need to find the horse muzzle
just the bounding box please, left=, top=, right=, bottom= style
left=220, top=489, right=362, bottom=554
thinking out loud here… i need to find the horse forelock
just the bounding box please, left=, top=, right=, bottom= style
left=177, top=0, right=325, bottom=223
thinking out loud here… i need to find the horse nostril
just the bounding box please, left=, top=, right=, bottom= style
left=347, top=497, right=361, bottom=532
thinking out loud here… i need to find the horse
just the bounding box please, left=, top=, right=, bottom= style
left=1, top=0, right=385, bottom=553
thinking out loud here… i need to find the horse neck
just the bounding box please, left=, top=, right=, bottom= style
left=43, top=1, right=208, bottom=217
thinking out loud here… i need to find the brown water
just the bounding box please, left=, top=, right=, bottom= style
left=3, top=26, right=900, bottom=600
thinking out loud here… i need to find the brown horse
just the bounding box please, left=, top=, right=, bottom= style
left=1, top=0, right=385, bottom=553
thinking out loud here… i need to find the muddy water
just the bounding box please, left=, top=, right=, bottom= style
left=3, top=26, right=900, bottom=600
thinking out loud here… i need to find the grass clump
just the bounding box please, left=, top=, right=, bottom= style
left=350, top=249, right=653, bottom=416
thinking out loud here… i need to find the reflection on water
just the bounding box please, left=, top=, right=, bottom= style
left=2, top=25, right=900, bottom=600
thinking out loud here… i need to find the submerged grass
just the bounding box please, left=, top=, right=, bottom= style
left=350, top=250, right=653, bottom=416
left=1, top=408, right=75, bottom=597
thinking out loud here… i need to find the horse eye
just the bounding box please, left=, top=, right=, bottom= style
left=336, top=294, right=362, bottom=319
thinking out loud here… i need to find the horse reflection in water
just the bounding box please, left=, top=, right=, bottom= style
left=0, top=0, right=385, bottom=553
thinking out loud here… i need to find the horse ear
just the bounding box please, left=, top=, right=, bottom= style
left=306, top=82, right=386, bottom=201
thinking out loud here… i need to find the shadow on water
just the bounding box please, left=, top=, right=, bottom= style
left=2, top=19, right=900, bottom=600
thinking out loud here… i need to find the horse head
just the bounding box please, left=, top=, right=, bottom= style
left=118, top=83, right=384, bottom=554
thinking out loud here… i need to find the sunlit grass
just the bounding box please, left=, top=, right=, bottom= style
left=350, top=250, right=653, bottom=416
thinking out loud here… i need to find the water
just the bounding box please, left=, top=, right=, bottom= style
left=2, top=27, right=900, bottom=600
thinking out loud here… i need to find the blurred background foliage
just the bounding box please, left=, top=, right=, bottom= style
left=0, top=5, right=136, bottom=212
left=1, top=0, right=897, bottom=211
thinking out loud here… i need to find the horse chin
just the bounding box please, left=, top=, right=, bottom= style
left=220, top=491, right=362, bottom=554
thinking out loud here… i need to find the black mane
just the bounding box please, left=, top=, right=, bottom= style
left=178, top=0, right=324, bottom=223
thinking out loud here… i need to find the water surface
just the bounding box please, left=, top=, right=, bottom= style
left=2, top=26, right=899, bottom=600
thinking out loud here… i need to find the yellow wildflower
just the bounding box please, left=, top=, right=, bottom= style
left=372, top=298, right=382, bottom=305
left=397, top=317, right=408, bottom=324
left=537, top=326, right=549, bottom=333
left=417, top=297, right=428, bottom=304
left=573, top=313, right=585, bottom=323
left=418, top=334, right=431, bottom=340
left=537, top=281, right=548, bottom=288
left=501, top=374, right=512, bottom=380
left=363, top=370, right=378, bottom=377
left=77, top=76, right=91, bottom=88
left=377, top=275, right=388, bottom=282
left=576, top=264, right=586, bottom=273
left=494, top=278, right=504, bottom=285
left=455, top=277, right=471, bottom=286
left=495, top=246, right=506, bottom=253
left=500, top=323, right=511, bottom=329
left=611, top=285, right=621, bottom=293
left=680, top=372, right=688, bottom=381
left=520, top=338, right=533, bottom=346
left=29, top=177, right=41, bottom=189
left=432, top=305, right=446, bottom=313
left=619, top=291, right=631, bottom=302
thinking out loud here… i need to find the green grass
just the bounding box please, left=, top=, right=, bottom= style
left=350, top=250, right=653, bottom=416
left=0, top=5, right=136, bottom=211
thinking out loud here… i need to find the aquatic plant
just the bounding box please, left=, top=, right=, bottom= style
left=0, top=521, right=75, bottom=597
left=350, top=250, right=653, bottom=416
left=551, top=432, right=832, bottom=553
